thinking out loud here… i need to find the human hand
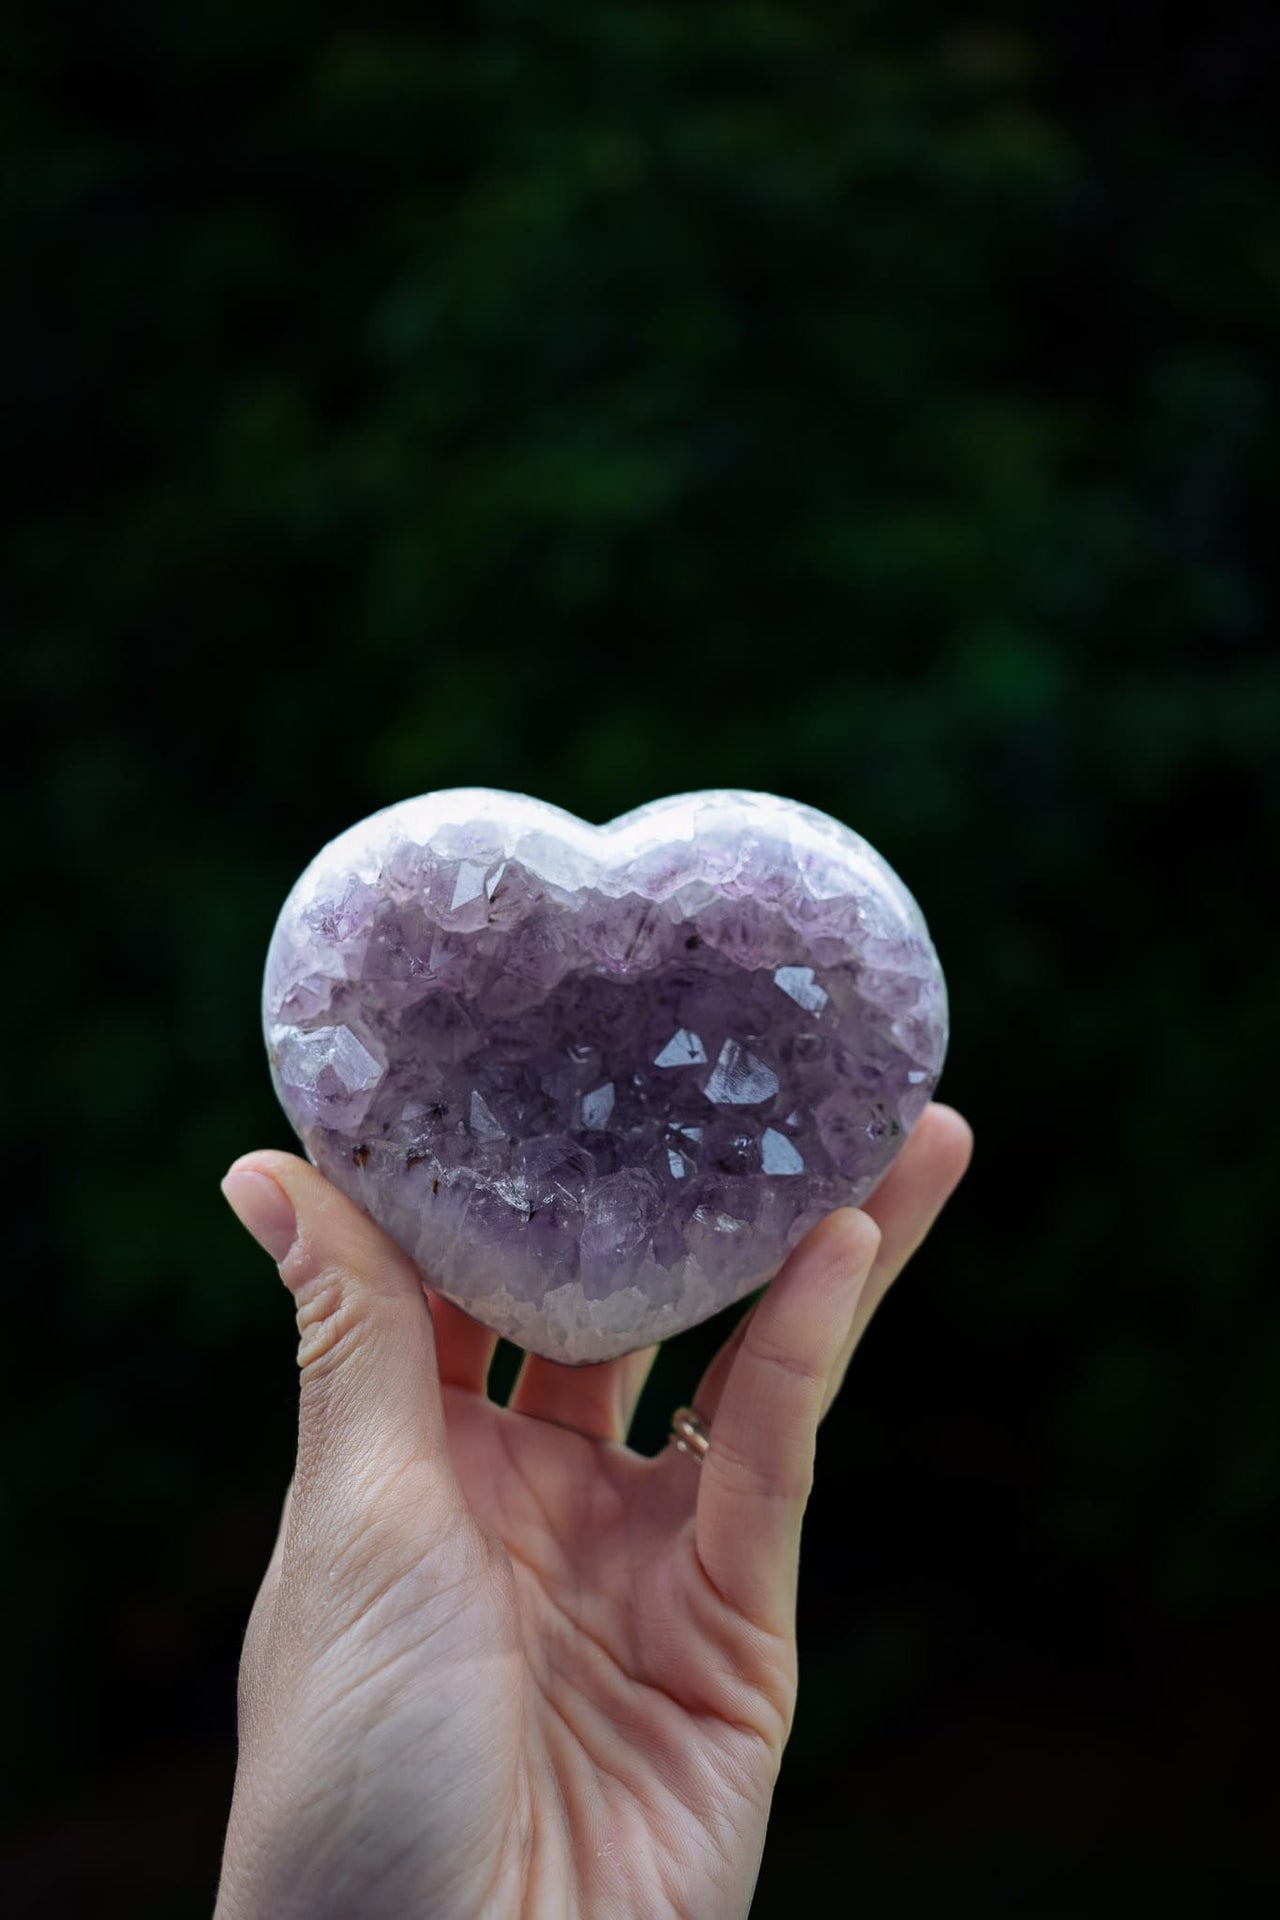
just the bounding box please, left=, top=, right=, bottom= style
left=215, top=1103, right=972, bottom=1920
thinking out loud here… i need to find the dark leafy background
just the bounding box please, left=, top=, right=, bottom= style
left=5, top=2, right=1278, bottom=1913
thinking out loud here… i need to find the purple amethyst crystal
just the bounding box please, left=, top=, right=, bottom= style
left=262, top=791, right=948, bottom=1363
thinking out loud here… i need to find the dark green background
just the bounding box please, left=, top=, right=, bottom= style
left=6, top=3, right=1278, bottom=1913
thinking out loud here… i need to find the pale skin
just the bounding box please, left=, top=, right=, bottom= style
left=215, top=1102, right=972, bottom=1920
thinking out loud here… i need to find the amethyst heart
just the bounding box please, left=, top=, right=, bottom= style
left=262, top=790, right=948, bottom=1363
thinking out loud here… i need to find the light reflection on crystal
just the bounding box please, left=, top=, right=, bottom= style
left=654, top=1028, right=708, bottom=1067
left=469, top=1090, right=505, bottom=1138
left=271, top=1022, right=386, bottom=1130
left=761, top=1127, right=804, bottom=1174
left=581, top=1082, right=616, bottom=1128
left=451, top=861, right=489, bottom=910
left=702, top=1040, right=781, bottom=1106
left=773, top=965, right=829, bottom=1012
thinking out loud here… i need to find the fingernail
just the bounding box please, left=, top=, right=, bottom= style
left=221, top=1169, right=297, bottom=1264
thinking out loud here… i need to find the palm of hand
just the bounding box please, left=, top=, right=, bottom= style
left=220, top=1105, right=971, bottom=1920
left=442, top=1391, right=792, bottom=1917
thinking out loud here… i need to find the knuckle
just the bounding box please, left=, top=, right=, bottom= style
left=707, top=1425, right=813, bottom=1504
left=292, top=1264, right=365, bottom=1376
left=741, top=1327, right=829, bottom=1393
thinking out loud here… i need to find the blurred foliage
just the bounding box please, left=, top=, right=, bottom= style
left=4, top=1, right=1279, bottom=1913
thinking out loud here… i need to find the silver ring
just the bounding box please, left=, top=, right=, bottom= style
left=670, top=1404, right=711, bottom=1463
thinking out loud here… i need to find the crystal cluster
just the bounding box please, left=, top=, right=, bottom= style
left=262, top=790, right=948, bottom=1363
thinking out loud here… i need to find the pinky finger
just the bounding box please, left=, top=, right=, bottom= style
left=692, top=1209, right=881, bottom=1635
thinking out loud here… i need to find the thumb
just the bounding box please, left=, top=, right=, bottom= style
left=221, top=1149, right=456, bottom=1517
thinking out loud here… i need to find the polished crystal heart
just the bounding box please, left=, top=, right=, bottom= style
left=262, top=790, right=948, bottom=1362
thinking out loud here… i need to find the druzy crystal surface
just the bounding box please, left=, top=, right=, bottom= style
left=263, top=791, right=948, bottom=1363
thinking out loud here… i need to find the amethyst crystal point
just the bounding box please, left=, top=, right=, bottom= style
left=262, top=791, right=949, bottom=1363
